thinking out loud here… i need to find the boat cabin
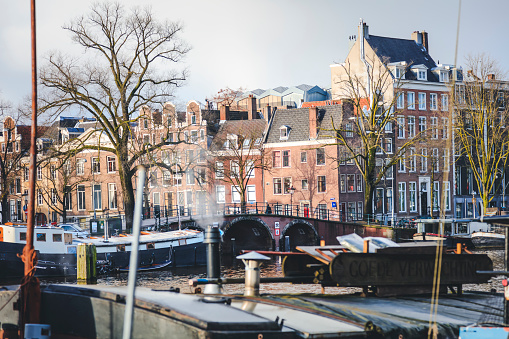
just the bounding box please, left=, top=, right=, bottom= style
left=0, top=224, right=76, bottom=254
left=414, top=219, right=490, bottom=237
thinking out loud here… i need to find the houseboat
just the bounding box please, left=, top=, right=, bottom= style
left=412, top=219, right=491, bottom=249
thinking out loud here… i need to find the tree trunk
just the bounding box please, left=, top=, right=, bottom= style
left=1, top=195, right=9, bottom=224
left=364, top=183, right=374, bottom=221
left=119, top=161, right=135, bottom=233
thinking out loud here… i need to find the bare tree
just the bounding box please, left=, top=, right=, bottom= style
left=328, top=55, right=422, bottom=219
left=39, top=2, right=190, bottom=230
left=453, top=54, right=509, bottom=216
left=211, top=87, right=245, bottom=110
left=208, top=121, right=269, bottom=211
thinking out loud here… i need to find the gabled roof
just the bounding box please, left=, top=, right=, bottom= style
left=265, top=105, right=343, bottom=143
left=367, top=35, right=438, bottom=82
left=210, top=119, right=267, bottom=151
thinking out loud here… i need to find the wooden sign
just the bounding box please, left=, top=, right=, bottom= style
left=330, top=253, right=493, bottom=286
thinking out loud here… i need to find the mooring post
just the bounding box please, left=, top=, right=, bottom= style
left=285, top=236, right=290, bottom=252
left=204, top=225, right=222, bottom=294
left=77, top=243, right=97, bottom=284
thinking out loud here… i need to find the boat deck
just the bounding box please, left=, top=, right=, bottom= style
left=3, top=284, right=500, bottom=338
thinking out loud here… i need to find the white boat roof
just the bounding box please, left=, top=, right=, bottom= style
left=73, top=229, right=203, bottom=246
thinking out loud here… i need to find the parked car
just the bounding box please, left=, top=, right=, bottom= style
left=58, top=224, right=90, bottom=238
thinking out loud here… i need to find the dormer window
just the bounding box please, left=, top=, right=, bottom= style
left=279, top=125, right=290, bottom=140
left=411, top=64, right=428, bottom=81
left=394, top=67, right=405, bottom=80
left=191, top=114, right=196, bottom=125
left=439, top=71, right=449, bottom=83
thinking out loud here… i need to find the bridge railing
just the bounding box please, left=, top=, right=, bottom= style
left=140, top=203, right=396, bottom=226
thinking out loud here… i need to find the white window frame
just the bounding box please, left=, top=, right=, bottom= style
left=441, top=94, right=449, bottom=111
left=77, top=159, right=85, bottom=175
left=430, top=93, right=437, bottom=110
left=397, top=116, right=405, bottom=139
left=77, top=185, right=86, bottom=211
left=216, top=185, right=225, bottom=203
left=246, top=185, right=256, bottom=203
left=231, top=186, right=241, bottom=203
left=409, top=182, right=417, bottom=212
left=108, top=183, right=117, bottom=210
left=408, top=116, right=415, bottom=138
left=418, top=93, right=426, bottom=110
left=398, top=182, right=406, bottom=212
left=421, top=148, right=428, bottom=172
left=397, top=92, right=404, bottom=109
left=407, top=92, right=415, bottom=109
left=431, top=117, right=438, bottom=139
left=409, top=148, right=416, bottom=172
left=215, top=162, right=224, bottom=178
left=107, top=156, right=116, bottom=173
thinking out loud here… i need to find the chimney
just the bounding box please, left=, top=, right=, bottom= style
left=220, top=105, right=230, bottom=122
left=358, top=20, right=369, bottom=40
left=421, top=31, right=429, bottom=53
left=247, top=95, right=257, bottom=120
left=309, top=107, right=318, bottom=139
left=411, top=31, right=423, bottom=46
left=487, top=73, right=496, bottom=81
left=263, top=105, right=272, bottom=123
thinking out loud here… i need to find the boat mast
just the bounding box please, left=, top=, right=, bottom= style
left=20, top=0, right=41, bottom=332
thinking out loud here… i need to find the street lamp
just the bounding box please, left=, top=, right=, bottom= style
left=289, top=186, right=296, bottom=216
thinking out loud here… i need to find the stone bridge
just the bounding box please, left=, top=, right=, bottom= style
left=183, top=214, right=401, bottom=254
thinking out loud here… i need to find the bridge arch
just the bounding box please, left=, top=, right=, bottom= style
left=222, top=216, right=275, bottom=255
left=280, top=219, right=318, bottom=251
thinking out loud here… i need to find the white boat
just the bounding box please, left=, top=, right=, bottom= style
left=0, top=223, right=206, bottom=278
left=470, top=231, right=505, bottom=249
left=412, top=219, right=491, bottom=248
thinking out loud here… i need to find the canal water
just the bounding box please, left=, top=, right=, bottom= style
left=39, top=250, right=507, bottom=295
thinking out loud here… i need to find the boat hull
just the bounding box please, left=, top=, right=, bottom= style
left=471, top=232, right=505, bottom=249
left=412, top=233, right=474, bottom=249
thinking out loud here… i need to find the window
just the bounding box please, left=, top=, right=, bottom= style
left=283, top=177, right=292, bottom=194
left=347, top=202, right=356, bottom=221
left=444, top=182, right=451, bottom=210
left=216, top=186, right=225, bottom=203
left=50, top=165, right=56, bottom=180
left=246, top=160, right=255, bottom=178
left=200, top=129, right=205, bottom=141
left=421, top=148, right=428, bottom=172
left=92, top=157, right=100, bottom=174
left=15, top=178, right=21, bottom=194
left=108, top=183, right=117, bottom=209
left=356, top=174, right=362, bottom=192
left=385, top=138, right=393, bottom=153
left=197, top=168, right=206, bottom=184
left=184, top=131, right=189, bottom=142
left=36, top=233, right=46, bottom=242
left=215, top=162, right=224, bottom=178
left=340, top=174, right=346, bottom=193
left=418, top=70, right=427, bottom=80
left=301, top=179, right=308, bottom=190
left=345, top=123, right=353, bottom=137
left=279, top=126, right=289, bottom=140
left=300, top=151, right=307, bottom=163
left=440, top=71, right=449, bottom=83
left=272, top=151, right=281, bottom=167
left=163, top=171, right=171, bottom=186
left=77, top=185, right=86, bottom=210
left=433, top=181, right=440, bottom=211
left=397, top=92, right=404, bottom=109
left=318, top=175, right=326, bottom=193
left=398, top=157, right=406, bottom=172
left=53, top=234, right=62, bottom=242
left=247, top=185, right=256, bottom=203
left=397, top=116, right=405, bottom=138
left=316, top=148, right=325, bottom=165
left=93, top=184, right=101, bottom=210
left=441, top=94, right=449, bottom=111
left=230, top=161, right=239, bottom=177
left=398, top=182, right=406, bottom=212
left=357, top=202, right=363, bottom=220
left=76, top=158, right=85, bottom=175
left=442, top=118, right=449, bottom=139
left=431, top=117, right=438, bottom=139
left=418, top=93, right=426, bottom=110
left=408, top=116, right=415, bottom=138
left=443, top=148, right=450, bottom=169
left=282, top=150, right=290, bottom=167
left=37, top=189, right=43, bottom=206
left=231, top=186, right=241, bottom=203
left=387, top=188, right=393, bottom=213
left=37, top=166, right=42, bottom=181
left=419, top=116, right=426, bottom=135
left=409, top=182, right=417, bottom=212
left=191, top=130, right=198, bottom=143
left=174, top=173, right=182, bottom=186
left=191, top=114, right=196, bottom=125
left=430, top=94, right=437, bottom=110
left=347, top=174, right=355, bottom=192
left=24, top=166, right=29, bottom=181
left=273, top=178, right=282, bottom=195
left=107, top=156, right=116, bottom=173
left=51, top=188, right=57, bottom=206
left=409, top=148, right=416, bottom=172
left=186, top=169, right=195, bottom=185
left=432, top=148, right=439, bottom=172
left=149, top=171, right=158, bottom=187
left=65, top=186, right=72, bottom=211
left=407, top=92, right=415, bottom=109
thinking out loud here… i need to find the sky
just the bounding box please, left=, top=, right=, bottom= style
left=1, top=0, right=508, bottom=113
